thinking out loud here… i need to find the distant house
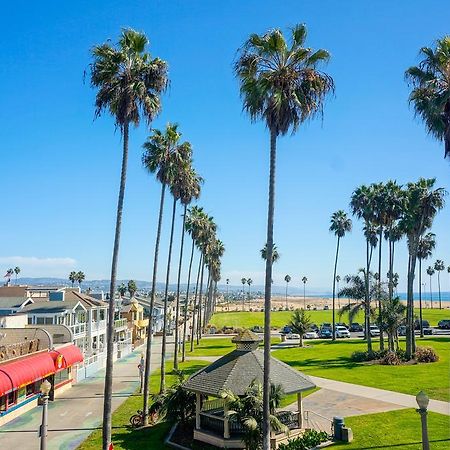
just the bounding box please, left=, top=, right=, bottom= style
left=0, top=297, right=34, bottom=315
left=121, top=298, right=147, bottom=345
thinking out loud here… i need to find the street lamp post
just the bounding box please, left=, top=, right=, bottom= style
left=39, top=379, right=51, bottom=450
left=416, top=391, right=430, bottom=450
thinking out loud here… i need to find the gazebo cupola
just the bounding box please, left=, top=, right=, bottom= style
left=231, top=329, right=261, bottom=351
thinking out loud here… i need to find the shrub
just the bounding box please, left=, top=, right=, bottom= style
left=396, top=348, right=408, bottom=361
left=380, top=351, right=401, bottom=365
left=351, top=350, right=369, bottom=362
left=415, top=346, right=439, bottom=363
left=278, top=429, right=329, bottom=450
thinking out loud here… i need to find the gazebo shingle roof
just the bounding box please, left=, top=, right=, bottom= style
left=183, top=346, right=315, bottom=397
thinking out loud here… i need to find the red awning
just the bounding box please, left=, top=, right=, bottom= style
left=0, top=352, right=55, bottom=396
left=50, top=345, right=83, bottom=371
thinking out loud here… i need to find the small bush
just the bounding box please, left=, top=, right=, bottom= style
left=415, top=346, right=439, bottom=363
left=396, top=348, right=408, bottom=361
left=351, top=350, right=370, bottom=362
left=278, top=430, right=329, bottom=450
left=380, top=351, right=401, bottom=365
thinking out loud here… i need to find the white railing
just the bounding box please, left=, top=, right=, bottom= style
left=71, top=323, right=86, bottom=336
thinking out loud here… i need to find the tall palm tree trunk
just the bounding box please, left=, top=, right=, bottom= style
left=190, top=254, right=202, bottom=352
left=263, top=129, right=277, bottom=450
left=332, top=236, right=340, bottom=342
left=160, top=197, right=177, bottom=393
left=406, top=250, right=417, bottom=359
left=143, top=182, right=166, bottom=424
left=174, top=204, right=187, bottom=370
left=365, top=238, right=372, bottom=353
left=437, top=271, right=442, bottom=309
left=388, top=235, right=393, bottom=301
left=285, top=283, right=288, bottom=310
left=419, top=258, right=423, bottom=338
left=429, top=274, right=433, bottom=309
left=378, top=227, right=384, bottom=350
left=202, top=270, right=211, bottom=332
left=182, top=238, right=195, bottom=361
left=103, top=122, right=129, bottom=450
left=197, top=260, right=206, bottom=344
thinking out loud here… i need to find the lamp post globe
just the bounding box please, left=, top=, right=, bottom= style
left=416, top=391, right=429, bottom=411
left=40, top=379, right=51, bottom=395
left=416, top=391, right=430, bottom=450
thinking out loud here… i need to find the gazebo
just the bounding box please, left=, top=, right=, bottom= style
left=183, top=330, right=316, bottom=449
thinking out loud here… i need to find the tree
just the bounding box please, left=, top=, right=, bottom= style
left=289, top=309, right=312, bottom=347
left=173, top=168, right=202, bottom=369
left=378, top=296, right=406, bottom=351
left=247, top=278, right=253, bottom=301
left=338, top=272, right=377, bottom=352
left=76, top=271, right=85, bottom=288
left=399, top=178, right=446, bottom=358
left=284, top=275, right=291, bottom=309
left=221, top=381, right=285, bottom=450
left=4, top=269, right=13, bottom=285
left=406, top=37, right=450, bottom=160
left=117, top=283, right=127, bottom=297
left=329, top=210, right=352, bottom=341
left=127, top=280, right=137, bottom=298
left=235, top=24, right=333, bottom=448
left=260, top=243, right=280, bottom=263
left=241, top=278, right=247, bottom=311
left=434, top=259, right=445, bottom=309
left=90, top=28, right=167, bottom=445
left=427, top=266, right=435, bottom=308
left=417, top=233, right=436, bottom=336
left=13, top=267, right=20, bottom=284
left=301, top=276, right=308, bottom=309
left=69, top=271, right=77, bottom=287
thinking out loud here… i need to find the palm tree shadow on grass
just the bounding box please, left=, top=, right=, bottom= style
left=111, top=422, right=172, bottom=450
left=351, top=438, right=450, bottom=449
left=285, top=356, right=360, bottom=370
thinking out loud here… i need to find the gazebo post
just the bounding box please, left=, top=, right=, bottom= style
left=195, top=393, right=201, bottom=429
left=223, top=402, right=230, bottom=439
left=297, top=392, right=303, bottom=428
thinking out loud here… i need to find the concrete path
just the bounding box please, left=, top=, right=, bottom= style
left=309, top=376, right=450, bottom=416
left=0, top=337, right=167, bottom=450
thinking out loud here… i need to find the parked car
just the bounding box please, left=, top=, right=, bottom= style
left=281, top=325, right=292, bottom=335
left=285, top=333, right=300, bottom=340
left=321, top=323, right=332, bottom=329
left=414, top=319, right=430, bottom=330
left=251, top=325, right=263, bottom=333
left=335, top=325, right=351, bottom=338
left=438, top=319, right=450, bottom=329
left=349, top=323, right=363, bottom=332
left=423, top=327, right=433, bottom=335
left=398, top=325, right=407, bottom=336
left=319, top=327, right=332, bottom=339
left=336, top=322, right=348, bottom=329
left=310, top=323, right=319, bottom=331
left=369, top=325, right=381, bottom=337
left=323, top=305, right=329, bottom=310
left=303, top=331, right=319, bottom=339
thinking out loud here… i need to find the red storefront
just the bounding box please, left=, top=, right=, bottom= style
left=0, top=344, right=83, bottom=425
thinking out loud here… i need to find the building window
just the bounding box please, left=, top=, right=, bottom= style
left=7, top=391, right=17, bottom=408
left=27, top=317, right=33, bottom=325
left=0, top=395, right=6, bottom=412
left=36, top=317, right=45, bottom=325
left=100, top=310, right=105, bottom=321
left=26, top=382, right=39, bottom=397
left=45, top=317, right=53, bottom=325
left=54, top=369, right=70, bottom=386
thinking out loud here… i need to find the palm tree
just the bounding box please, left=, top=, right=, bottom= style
left=379, top=297, right=406, bottom=351
left=284, top=275, right=291, bottom=309
left=289, top=309, right=312, bottom=347
left=434, top=259, right=445, bottom=309
left=76, top=271, right=85, bottom=288
left=399, top=178, right=446, bottom=358
left=417, top=233, right=436, bottom=335
left=406, top=37, right=450, bottom=160
left=235, top=24, right=333, bottom=448
left=13, top=266, right=20, bottom=284
left=69, top=271, right=77, bottom=287
left=260, top=243, right=280, bottom=263
left=127, top=280, right=137, bottom=298
left=156, top=130, right=192, bottom=393
left=335, top=275, right=342, bottom=306
left=247, top=278, right=253, bottom=303
left=351, top=185, right=377, bottom=352
left=5, top=268, right=14, bottom=285
left=90, top=29, right=167, bottom=443
left=173, top=168, right=202, bottom=370
left=241, top=278, right=247, bottom=311
left=221, top=381, right=285, bottom=450
left=301, top=276, right=308, bottom=309
left=329, top=210, right=352, bottom=341
left=117, top=283, right=127, bottom=298
left=427, top=266, right=435, bottom=309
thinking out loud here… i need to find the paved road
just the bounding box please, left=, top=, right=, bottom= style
left=0, top=337, right=168, bottom=450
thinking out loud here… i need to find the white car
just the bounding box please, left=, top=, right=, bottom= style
left=335, top=326, right=351, bottom=338
left=369, top=325, right=381, bottom=337
left=303, top=331, right=319, bottom=339
left=285, top=333, right=300, bottom=340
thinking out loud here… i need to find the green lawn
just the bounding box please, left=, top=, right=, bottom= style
left=77, top=360, right=209, bottom=450
left=272, top=337, right=450, bottom=401
left=210, top=308, right=450, bottom=329
left=332, top=409, right=450, bottom=449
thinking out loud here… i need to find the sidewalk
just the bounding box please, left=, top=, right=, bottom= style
left=309, top=375, right=450, bottom=416
left=0, top=337, right=164, bottom=450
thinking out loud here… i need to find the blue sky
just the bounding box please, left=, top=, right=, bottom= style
left=1, top=0, right=449, bottom=292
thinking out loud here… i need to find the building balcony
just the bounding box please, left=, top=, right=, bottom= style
left=114, top=318, right=128, bottom=330
left=137, top=319, right=149, bottom=328
left=70, top=323, right=87, bottom=337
